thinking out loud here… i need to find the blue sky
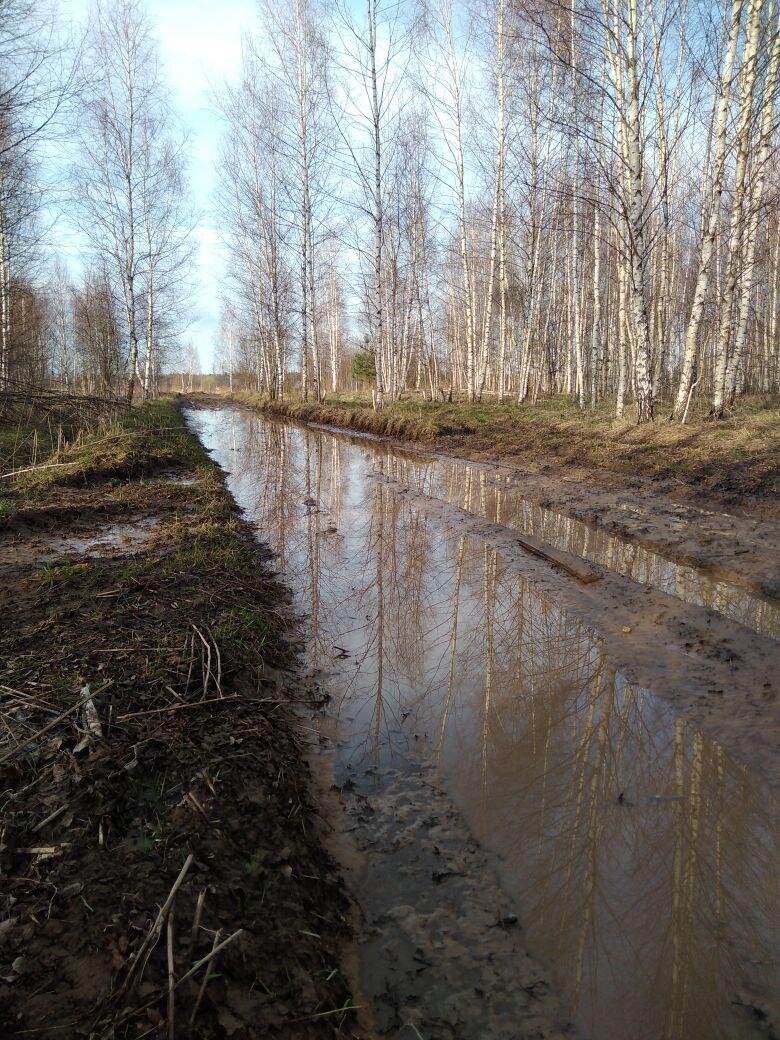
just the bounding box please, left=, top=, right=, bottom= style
left=57, top=0, right=260, bottom=371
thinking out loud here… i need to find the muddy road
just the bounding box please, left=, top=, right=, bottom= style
left=186, top=405, right=779, bottom=1040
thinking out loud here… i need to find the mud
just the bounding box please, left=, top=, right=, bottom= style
left=0, top=409, right=358, bottom=1039
left=372, top=456, right=779, bottom=639
left=431, top=448, right=780, bottom=601
left=332, top=759, right=571, bottom=1039
left=0, top=514, right=162, bottom=564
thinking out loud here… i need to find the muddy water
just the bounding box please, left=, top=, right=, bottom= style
left=333, top=436, right=779, bottom=640
left=187, top=408, right=779, bottom=1040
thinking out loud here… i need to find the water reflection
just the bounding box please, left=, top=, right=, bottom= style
left=378, top=451, right=779, bottom=641
left=188, top=408, right=778, bottom=1040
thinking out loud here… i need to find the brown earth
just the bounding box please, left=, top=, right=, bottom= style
left=0, top=402, right=360, bottom=1039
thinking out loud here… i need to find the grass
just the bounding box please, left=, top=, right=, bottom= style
left=2, top=397, right=287, bottom=707
left=0, top=419, right=61, bottom=473
left=214, top=605, right=272, bottom=655
left=0, top=394, right=355, bottom=1035
left=2, top=397, right=209, bottom=504
left=2, top=395, right=285, bottom=701
left=37, top=560, right=92, bottom=590
left=199, top=388, right=780, bottom=503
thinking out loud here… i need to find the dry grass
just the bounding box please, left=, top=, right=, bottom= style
left=195, top=389, right=780, bottom=503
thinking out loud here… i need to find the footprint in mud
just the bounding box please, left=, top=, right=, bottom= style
left=339, top=765, right=571, bottom=1040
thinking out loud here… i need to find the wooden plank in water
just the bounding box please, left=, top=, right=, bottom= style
left=513, top=531, right=601, bottom=584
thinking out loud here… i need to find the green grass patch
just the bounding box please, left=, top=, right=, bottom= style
left=37, top=560, right=92, bottom=590
left=214, top=606, right=272, bottom=655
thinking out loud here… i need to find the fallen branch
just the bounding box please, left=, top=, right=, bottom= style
left=120, top=853, right=194, bottom=996
left=0, top=681, right=113, bottom=768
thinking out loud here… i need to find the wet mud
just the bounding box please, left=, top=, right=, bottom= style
left=0, top=425, right=356, bottom=1039
left=334, top=762, right=571, bottom=1039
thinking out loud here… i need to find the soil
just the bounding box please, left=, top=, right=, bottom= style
left=0, top=403, right=360, bottom=1039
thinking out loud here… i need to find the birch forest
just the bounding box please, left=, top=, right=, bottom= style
left=2, top=3, right=779, bottom=1037
left=2, top=0, right=780, bottom=422
left=219, top=0, right=780, bottom=421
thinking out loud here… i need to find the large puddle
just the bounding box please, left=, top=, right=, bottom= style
left=187, top=407, right=779, bottom=1040
left=375, top=450, right=779, bottom=639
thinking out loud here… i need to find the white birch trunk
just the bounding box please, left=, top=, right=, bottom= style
left=712, top=0, right=763, bottom=415
left=725, top=1, right=780, bottom=405
left=673, top=0, right=745, bottom=417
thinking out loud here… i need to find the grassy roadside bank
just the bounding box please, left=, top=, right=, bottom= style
left=0, top=400, right=357, bottom=1038
left=209, top=390, right=779, bottom=507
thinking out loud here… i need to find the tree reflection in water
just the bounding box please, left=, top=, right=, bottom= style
left=188, top=408, right=778, bottom=1040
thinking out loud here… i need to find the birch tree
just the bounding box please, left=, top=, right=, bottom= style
left=75, top=0, right=190, bottom=405
left=726, top=2, right=780, bottom=407
left=209, top=0, right=780, bottom=417
left=712, top=0, right=772, bottom=415
left=334, top=0, right=413, bottom=410
left=0, top=0, right=75, bottom=383
left=218, top=48, right=294, bottom=398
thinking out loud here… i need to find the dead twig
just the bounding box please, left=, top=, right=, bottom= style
left=286, top=1000, right=363, bottom=1024
left=206, top=626, right=222, bottom=696
left=177, top=928, right=242, bottom=989
left=166, top=905, right=175, bottom=1040
left=32, top=805, right=67, bottom=833
left=191, top=625, right=223, bottom=699
left=0, top=682, right=113, bottom=768
left=0, top=460, right=80, bottom=480
left=100, top=929, right=242, bottom=1039
left=188, top=928, right=220, bottom=1030
left=116, top=695, right=242, bottom=722
left=120, top=853, right=194, bottom=997
left=186, top=891, right=206, bottom=962
left=0, top=685, right=61, bottom=711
